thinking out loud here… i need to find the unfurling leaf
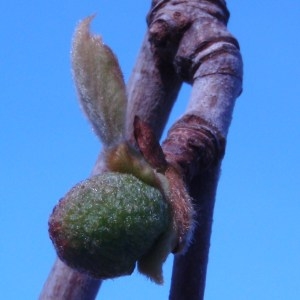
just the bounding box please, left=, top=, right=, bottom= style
left=72, top=16, right=127, bottom=147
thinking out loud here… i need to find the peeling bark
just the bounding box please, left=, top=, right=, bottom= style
left=40, top=0, right=242, bottom=299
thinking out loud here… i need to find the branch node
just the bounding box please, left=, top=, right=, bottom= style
left=162, top=114, right=226, bottom=180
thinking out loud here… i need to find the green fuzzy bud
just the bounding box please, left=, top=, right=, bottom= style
left=49, top=172, right=170, bottom=280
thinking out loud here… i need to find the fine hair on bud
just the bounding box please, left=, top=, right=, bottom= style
left=71, top=16, right=127, bottom=147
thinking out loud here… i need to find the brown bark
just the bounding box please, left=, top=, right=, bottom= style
left=40, top=0, right=242, bottom=299
left=147, top=1, right=242, bottom=299
left=126, top=35, right=182, bottom=142
left=169, top=164, right=221, bottom=300
left=39, top=259, right=101, bottom=300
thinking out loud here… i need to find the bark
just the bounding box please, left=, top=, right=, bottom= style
left=126, top=34, right=182, bottom=142
left=148, top=1, right=242, bottom=299
left=40, top=0, right=242, bottom=299
left=39, top=259, right=101, bottom=300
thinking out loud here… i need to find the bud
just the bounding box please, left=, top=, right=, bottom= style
left=49, top=172, right=170, bottom=280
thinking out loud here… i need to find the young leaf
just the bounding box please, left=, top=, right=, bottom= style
left=71, top=16, right=127, bottom=147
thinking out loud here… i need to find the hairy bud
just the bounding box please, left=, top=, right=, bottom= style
left=49, top=172, right=170, bottom=281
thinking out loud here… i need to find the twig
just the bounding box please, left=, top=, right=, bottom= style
left=126, top=34, right=182, bottom=141
left=146, top=1, right=243, bottom=299
left=39, top=258, right=101, bottom=299
left=40, top=1, right=242, bottom=299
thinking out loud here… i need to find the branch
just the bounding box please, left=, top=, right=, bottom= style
left=145, top=0, right=243, bottom=299
left=126, top=34, right=182, bottom=141
left=39, top=259, right=101, bottom=300
left=40, top=1, right=242, bottom=299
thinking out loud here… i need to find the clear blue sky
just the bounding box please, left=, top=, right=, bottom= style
left=1, top=1, right=300, bottom=299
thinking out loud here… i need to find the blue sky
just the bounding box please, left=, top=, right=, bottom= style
left=1, top=1, right=300, bottom=299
